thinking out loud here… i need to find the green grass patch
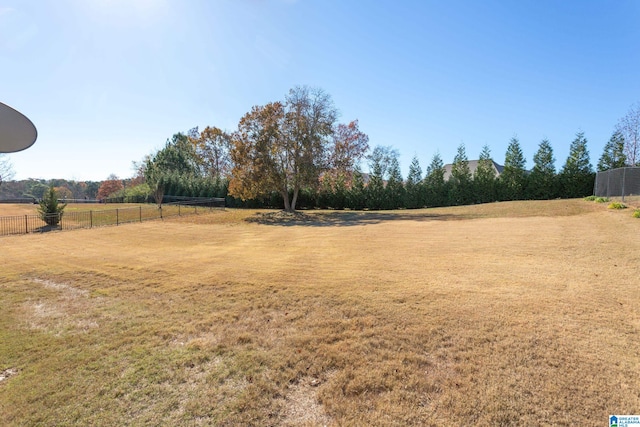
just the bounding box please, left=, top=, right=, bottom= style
left=633, top=209, right=640, bottom=218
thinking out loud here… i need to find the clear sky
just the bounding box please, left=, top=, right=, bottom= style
left=2, top=0, right=639, bottom=181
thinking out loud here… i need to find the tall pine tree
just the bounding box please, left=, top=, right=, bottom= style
left=474, top=145, right=497, bottom=203
left=449, top=143, right=473, bottom=206
left=385, top=156, right=405, bottom=209
left=405, top=155, right=423, bottom=209
left=424, top=152, right=447, bottom=207
left=348, top=168, right=366, bottom=210
left=366, top=164, right=385, bottom=210
left=528, top=138, right=557, bottom=199
left=366, top=145, right=396, bottom=209
left=560, top=131, right=594, bottom=198
left=597, top=131, right=627, bottom=171
left=500, top=136, right=527, bottom=200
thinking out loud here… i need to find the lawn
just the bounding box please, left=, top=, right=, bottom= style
left=1, top=199, right=639, bottom=425
left=0, top=203, right=215, bottom=234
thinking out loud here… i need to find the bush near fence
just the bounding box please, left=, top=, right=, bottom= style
left=0, top=198, right=225, bottom=237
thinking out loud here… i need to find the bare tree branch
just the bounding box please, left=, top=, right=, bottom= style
left=616, top=103, right=640, bottom=167
left=0, top=154, right=15, bottom=190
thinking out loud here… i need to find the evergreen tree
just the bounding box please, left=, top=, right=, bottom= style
left=38, top=187, right=67, bottom=226
left=333, top=173, right=348, bottom=210
left=560, top=131, right=594, bottom=198
left=473, top=145, right=497, bottom=203
left=449, top=143, right=473, bottom=205
left=348, top=168, right=366, bottom=210
left=366, top=160, right=386, bottom=210
left=424, top=152, right=447, bottom=207
left=385, top=156, right=405, bottom=209
left=597, top=131, right=627, bottom=171
left=405, top=155, right=423, bottom=209
left=528, top=138, right=557, bottom=199
left=366, top=145, right=396, bottom=209
left=144, top=133, right=202, bottom=205
left=147, top=133, right=200, bottom=177
left=500, top=136, right=527, bottom=200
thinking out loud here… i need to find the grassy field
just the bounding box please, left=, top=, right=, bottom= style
left=1, top=199, right=639, bottom=426
left=0, top=203, right=214, bottom=234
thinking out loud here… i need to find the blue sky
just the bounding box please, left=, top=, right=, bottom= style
left=2, top=0, right=639, bottom=181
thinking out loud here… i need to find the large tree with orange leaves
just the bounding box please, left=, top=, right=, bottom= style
left=229, top=86, right=339, bottom=212
left=97, top=174, right=124, bottom=200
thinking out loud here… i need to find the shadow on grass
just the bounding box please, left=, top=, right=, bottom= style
left=34, top=224, right=63, bottom=233
left=244, top=210, right=470, bottom=227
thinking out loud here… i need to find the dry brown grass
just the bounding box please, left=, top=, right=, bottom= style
left=1, top=199, right=639, bottom=426
left=0, top=202, right=40, bottom=216
left=0, top=203, right=152, bottom=217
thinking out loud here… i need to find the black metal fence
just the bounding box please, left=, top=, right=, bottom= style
left=59, top=199, right=101, bottom=204
left=0, top=197, right=38, bottom=204
left=0, top=198, right=225, bottom=237
left=594, top=167, right=640, bottom=200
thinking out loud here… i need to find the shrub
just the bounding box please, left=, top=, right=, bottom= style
left=584, top=196, right=609, bottom=203
left=633, top=210, right=640, bottom=218
left=607, top=202, right=627, bottom=210
left=38, top=187, right=67, bottom=226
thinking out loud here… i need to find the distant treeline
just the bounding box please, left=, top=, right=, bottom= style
left=0, top=135, right=597, bottom=210
left=2, top=89, right=637, bottom=214
left=4, top=88, right=636, bottom=213
left=132, top=131, right=597, bottom=210
left=0, top=179, right=101, bottom=201
left=135, top=87, right=614, bottom=211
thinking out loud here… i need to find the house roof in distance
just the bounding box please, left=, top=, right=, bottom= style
left=443, top=160, right=504, bottom=181
left=0, top=102, right=38, bottom=153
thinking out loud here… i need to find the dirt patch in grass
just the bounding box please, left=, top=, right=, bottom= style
left=282, top=375, right=333, bottom=426
left=0, top=368, right=18, bottom=383
left=19, top=277, right=102, bottom=335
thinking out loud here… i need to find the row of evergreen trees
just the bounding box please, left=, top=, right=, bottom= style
left=150, top=173, right=228, bottom=200
left=224, top=132, right=596, bottom=210
left=106, top=173, right=228, bottom=203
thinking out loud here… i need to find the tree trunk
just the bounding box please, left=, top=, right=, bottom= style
left=153, top=184, right=164, bottom=207
left=154, top=185, right=164, bottom=208
left=290, top=186, right=299, bottom=212
left=282, top=190, right=292, bottom=212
